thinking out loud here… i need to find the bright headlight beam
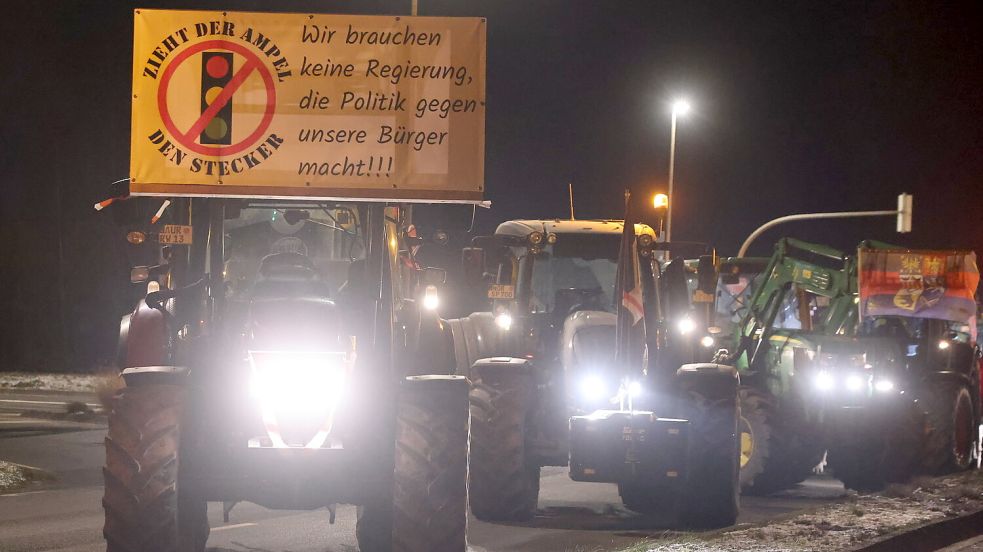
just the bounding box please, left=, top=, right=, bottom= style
left=815, top=371, right=834, bottom=391
left=677, top=317, right=696, bottom=335
left=845, top=374, right=865, bottom=392
left=874, top=380, right=895, bottom=393
left=628, top=381, right=643, bottom=397
left=249, top=351, right=348, bottom=411
left=700, top=335, right=715, bottom=348
left=580, top=375, right=608, bottom=401
left=495, top=313, right=513, bottom=330
left=422, top=285, right=439, bottom=311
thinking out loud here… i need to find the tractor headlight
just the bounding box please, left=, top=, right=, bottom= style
left=249, top=350, right=348, bottom=412
left=845, top=373, right=865, bottom=392
left=814, top=370, right=834, bottom=391
left=422, top=285, right=440, bottom=311
left=627, top=381, right=643, bottom=397
left=495, top=312, right=513, bottom=330
left=874, top=379, right=895, bottom=393
left=580, top=375, right=609, bottom=402
left=700, top=335, right=715, bottom=348
left=677, top=316, right=696, bottom=335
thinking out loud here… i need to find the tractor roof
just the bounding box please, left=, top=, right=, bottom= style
left=495, top=219, right=657, bottom=239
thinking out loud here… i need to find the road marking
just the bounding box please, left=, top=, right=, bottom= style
left=0, top=399, right=101, bottom=408
left=211, top=522, right=257, bottom=532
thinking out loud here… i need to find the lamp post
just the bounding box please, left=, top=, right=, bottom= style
left=666, top=99, right=690, bottom=259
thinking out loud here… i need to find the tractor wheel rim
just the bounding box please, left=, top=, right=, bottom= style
left=740, top=416, right=754, bottom=468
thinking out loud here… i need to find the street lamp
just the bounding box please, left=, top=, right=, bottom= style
left=666, top=99, right=690, bottom=249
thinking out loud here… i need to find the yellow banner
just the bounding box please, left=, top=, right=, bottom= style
left=130, top=9, right=485, bottom=202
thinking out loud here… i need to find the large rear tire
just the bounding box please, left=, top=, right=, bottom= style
left=356, top=376, right=469, bottom=552
left=739, top=386, right=823, bottom=495
left=919, top=381, right=975, bottom=474
left=102, top=384, right=208, bottom=552
left=467, top=364, right=540, bottom=522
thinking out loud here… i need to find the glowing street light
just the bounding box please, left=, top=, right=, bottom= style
left=653, top=193, right=669, bottom=209
left=672, top=99, right=691, bottom=117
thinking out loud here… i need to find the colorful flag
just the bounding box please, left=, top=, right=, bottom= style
left=858, top=248, right=979, bottom=325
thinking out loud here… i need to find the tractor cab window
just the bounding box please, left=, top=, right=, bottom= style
left=222, top=204, right=364, bottom=301
left=525, top=234, right=619, bottom=315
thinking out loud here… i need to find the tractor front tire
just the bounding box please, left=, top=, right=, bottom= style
left=356, top=375, right=469, bottom=552
left=827, top=405, right=921, bottom=492
left=681, top=384, right=741, bottom=529
left=467, top=365, right=540, bottom=522
left=739, top=386, right=823, bottom=495
left=920, top=381, right=975, bottom=474
left=677, top=369, right=741, bottom=529
left=102, top=384, right=208, bottom=552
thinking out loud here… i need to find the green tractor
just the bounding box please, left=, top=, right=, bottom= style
left=719, top=238, right=981, bottom=493
left=105, top=198, right=468, bottom=552
left=450, top=218, right=740, bottom=528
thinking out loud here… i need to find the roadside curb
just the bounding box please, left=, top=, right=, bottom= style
left=851, top=508, right=983, bottom=552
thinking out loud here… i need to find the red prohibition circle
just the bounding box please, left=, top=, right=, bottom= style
left=157, top=40, right=277, bottom=157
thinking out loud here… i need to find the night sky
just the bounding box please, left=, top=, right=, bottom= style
left=1, top=0, right=981, bottom=372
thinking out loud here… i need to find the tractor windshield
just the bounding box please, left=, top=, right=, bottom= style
left=527, top=234, right=620, bottom=314
left=223, top=204, right=365, bottom=301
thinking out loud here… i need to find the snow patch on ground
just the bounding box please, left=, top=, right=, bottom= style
left=624, top=471, right=983, bottom=552
left=0, top=461, right=54, bottom=494
left=0, top=372, right=105, bottom=393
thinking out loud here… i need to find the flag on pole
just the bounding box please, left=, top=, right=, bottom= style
left=615, top=189, right=643, bottom=368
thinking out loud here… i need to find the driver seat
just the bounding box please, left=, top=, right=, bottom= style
left=251, top=252, right=331, bottom=299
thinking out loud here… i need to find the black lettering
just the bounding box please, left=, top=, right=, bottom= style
left=242, top=152, right=261, bottom=169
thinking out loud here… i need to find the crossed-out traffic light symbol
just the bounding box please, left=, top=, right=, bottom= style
left=200, top=51, right=233, bottom=145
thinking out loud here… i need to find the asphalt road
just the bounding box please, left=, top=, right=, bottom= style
left=0, top=390, right=848, bottom=552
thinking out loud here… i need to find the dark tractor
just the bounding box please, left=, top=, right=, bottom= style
left=106, top=198, right=467, bottom=552
left=450, top=219, right=740, bottom=528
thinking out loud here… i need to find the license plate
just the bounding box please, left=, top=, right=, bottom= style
left=159, top=225, right=193, bottom=244
left=487, top=284, right=515, bottom=300
left=692, top=290, right=714, bottom=303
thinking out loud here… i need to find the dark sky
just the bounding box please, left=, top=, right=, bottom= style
left=1, top=0, right=981, bottom=371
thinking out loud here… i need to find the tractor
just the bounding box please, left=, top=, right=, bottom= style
left=718, top=238, right=981, bottom=493
left=105, top=197, right=468, bottom=552
left=449, top=217, right=741, bottom=528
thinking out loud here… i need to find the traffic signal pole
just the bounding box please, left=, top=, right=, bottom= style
left=736, top=193, right=913, bottom=258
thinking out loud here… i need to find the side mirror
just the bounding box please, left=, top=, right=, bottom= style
left=130, top=266, right=151, bottom=283
left=696, top=255, right=717, bottom=294
left=719, top=261, right=741, bottom=285
left=130, top=263, right=169, bottom=284
left=423, top=266, right=447, bottom=285
left=462, top=247, right=484, bottom=285
left=433, top=229, right=450, bottom=246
